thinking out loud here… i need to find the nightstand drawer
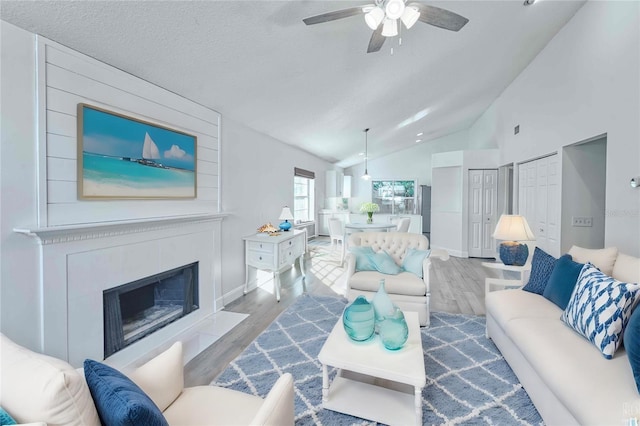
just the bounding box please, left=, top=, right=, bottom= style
left=248, top=241, right=273, bottom=253
left=247, top=251, right=274, bottom=269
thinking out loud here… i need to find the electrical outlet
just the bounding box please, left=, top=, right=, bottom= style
left=572, top=216, right=593, bottom=227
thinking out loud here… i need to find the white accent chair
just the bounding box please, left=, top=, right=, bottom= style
left=328, top=218, right=345, bottom=262
left=0, top=335, right=295, bottom=426
left=345, top=232, right=449, bottom=326
left=394, top=217, right=411, bottom=232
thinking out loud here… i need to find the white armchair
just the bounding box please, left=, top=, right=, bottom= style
left=345, top=232, right=449, bottom=326
left=0, top=334, right=295, bottom=426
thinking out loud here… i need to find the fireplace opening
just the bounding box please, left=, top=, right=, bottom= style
left=103, top=262, right=199, bottom=358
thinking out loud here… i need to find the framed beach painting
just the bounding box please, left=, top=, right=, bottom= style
left=77, top=104, right=197, bottom=199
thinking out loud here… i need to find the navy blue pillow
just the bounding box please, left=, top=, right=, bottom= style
left=84, top=359, right=168, bottom=426
left=625, top=305, right=640, bottom=394
left=542, top=254, right=584, bottom=309
left=522, top=247, right=557, bottom=295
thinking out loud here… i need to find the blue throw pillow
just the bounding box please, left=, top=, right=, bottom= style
left=561, top=263, right=640, bottom=359
left=542, top=254, right=584, bottom=309
left=84, top=359, right=169, bottom=426
left=367, top=251, right=402, bottom=275
left=0, top=407, right=16, bottom=425
left=625, top=305, right=640, bottom=394
left=350, top=246, right=376, bottom=271
left=402, top=248, right=431, bottom=278
left=522, top=247, right=557, bottom=295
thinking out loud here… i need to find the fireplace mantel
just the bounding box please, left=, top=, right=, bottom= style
left=14, top=213, right=228, bottom=245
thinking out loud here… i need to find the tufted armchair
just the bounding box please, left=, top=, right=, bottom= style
left=345, top=232, right=449, bottom=326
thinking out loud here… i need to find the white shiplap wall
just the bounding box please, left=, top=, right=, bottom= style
left=38, top=37, right=220, bottom=226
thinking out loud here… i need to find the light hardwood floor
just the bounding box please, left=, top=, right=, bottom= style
left=184, top=237, right=492, bottom=387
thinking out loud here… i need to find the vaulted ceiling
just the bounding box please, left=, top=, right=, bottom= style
left=1, top=0, right=584, bottom=167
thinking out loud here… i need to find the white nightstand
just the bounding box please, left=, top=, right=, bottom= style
left=243, top=230, right=306, bottom=301
left=481, top=261, right=531, bottom=294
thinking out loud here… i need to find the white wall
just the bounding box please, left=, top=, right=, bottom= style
left=561, top=137, right=607, bottom=252
left=469, top=0, right=640, bottom=256
left=219, top=117, right=331, bottom=303
left=0, top=22, right=41, bottom=349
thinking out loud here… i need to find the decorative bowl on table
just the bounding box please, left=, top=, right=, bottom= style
left=342, top=296, right=375, bottom=342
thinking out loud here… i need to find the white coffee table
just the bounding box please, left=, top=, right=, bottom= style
left=318, top=311, right=425, bottom=426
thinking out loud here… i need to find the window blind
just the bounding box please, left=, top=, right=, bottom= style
left=294, top=167, right=315, bottom=179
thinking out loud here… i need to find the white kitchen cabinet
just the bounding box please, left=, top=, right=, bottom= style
left=342, top=175, right=352, bottom=198
left=326, top=170, right=344, bottom=198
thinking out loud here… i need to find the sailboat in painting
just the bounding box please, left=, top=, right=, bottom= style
left=137, top=132, right=167, bottom=168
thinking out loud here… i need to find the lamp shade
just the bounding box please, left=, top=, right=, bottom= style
left=400, top=6, right=420, bottom=29
left=385, top=0, right=405, bottom=20
left=492, top=215, right=535, bottom=241
left=365, top=7, right=384, bottom=30
left=381, top=17, right=398, bottom=37
left=279, top=207, right=294, bottom=221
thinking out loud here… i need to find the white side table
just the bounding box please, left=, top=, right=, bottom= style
left=242, top=230, right=306, bottom=301
left=481, top=261, right=531, bottom=294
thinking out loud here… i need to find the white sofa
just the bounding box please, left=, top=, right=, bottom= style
left=0, top=335, right=294, bottom=426
left=345, top=231, right=449, bottom=326
left=486, top=248, right=640, bottom=425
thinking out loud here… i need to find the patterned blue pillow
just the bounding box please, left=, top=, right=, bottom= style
left=350, top=246, right=376, bottom=271
left=522, top=247, right=557, bottom=295
left=561, top=263, right=640, bottom=359
left=84, top=359, right=169, bottom=426
left=624, top=305, right=640, bottom=394
left=367, top=251, right=402, bottom=275
left=0, top=407, right=16, bottom=425
left=402, top=248, right=431, bottom=278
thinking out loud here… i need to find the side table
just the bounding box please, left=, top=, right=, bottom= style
left=481, top=261, right=531, bottom=294
left=242, top=230, right=306, bottom=301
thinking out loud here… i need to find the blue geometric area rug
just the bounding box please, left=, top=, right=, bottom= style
left=211, top=294, right=543, bottom=425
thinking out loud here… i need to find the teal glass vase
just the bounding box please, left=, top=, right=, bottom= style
left=372, top=279, right=395, bottom=326
left=378, top=307, right=409, bottom=350
left=342, top=296, right=375, bottom=341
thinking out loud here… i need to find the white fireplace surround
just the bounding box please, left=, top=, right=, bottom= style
left=15, top=213, right=226, bottom=368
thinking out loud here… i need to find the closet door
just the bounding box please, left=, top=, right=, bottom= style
left=517, top=154, right=560, bottom=257
left=468, top=169, right=498, bottom=258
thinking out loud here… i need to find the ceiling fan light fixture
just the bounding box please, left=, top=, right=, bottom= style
left=385, top=0, right=405, bottom=20
left=400, top=6, right=420, bottom=29
left=365, top=6, right=385, bottom=30
left=381, top=18, right=398, bottom=37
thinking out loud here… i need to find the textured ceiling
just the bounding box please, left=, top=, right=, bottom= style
left=0, top=0, right=584, bottom=167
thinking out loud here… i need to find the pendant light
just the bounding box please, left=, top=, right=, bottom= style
left=362, top=128, right=371, bottom=180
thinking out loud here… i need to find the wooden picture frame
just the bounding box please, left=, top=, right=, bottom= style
left=77, top=103, right=197, bottom=199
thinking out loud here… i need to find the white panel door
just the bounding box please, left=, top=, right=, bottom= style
left=468, top=170, right=484, bottom=257
left=482, top=170, right=498, bottom=257
left=517, top=154, right=560, bottom=257
left=468, top=169, right=498, bottom=258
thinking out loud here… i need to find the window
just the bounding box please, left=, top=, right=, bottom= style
left=372, top=180, right=416, bottom=214
left=293, top=168, right=315, bottom=222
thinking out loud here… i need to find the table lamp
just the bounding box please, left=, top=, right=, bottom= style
left=278, top=207, right=294, bottom=231
left=492, top=215, right=535, bottom=266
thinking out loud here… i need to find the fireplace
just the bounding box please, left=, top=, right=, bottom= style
left=103, top=262, right=199, bottom=358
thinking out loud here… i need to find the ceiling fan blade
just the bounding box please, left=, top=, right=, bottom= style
left=410, top=3, right=469, bottom=32
left=303, top=7, right=365, bottom=25
left=367, top=26, right=386, bottom=53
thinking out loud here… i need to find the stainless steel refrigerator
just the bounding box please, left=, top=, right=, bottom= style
left=418, top=185, right=431, bottom=240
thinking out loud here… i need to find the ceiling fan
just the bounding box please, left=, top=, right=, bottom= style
left=303, top=0, right=469, bottom=53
